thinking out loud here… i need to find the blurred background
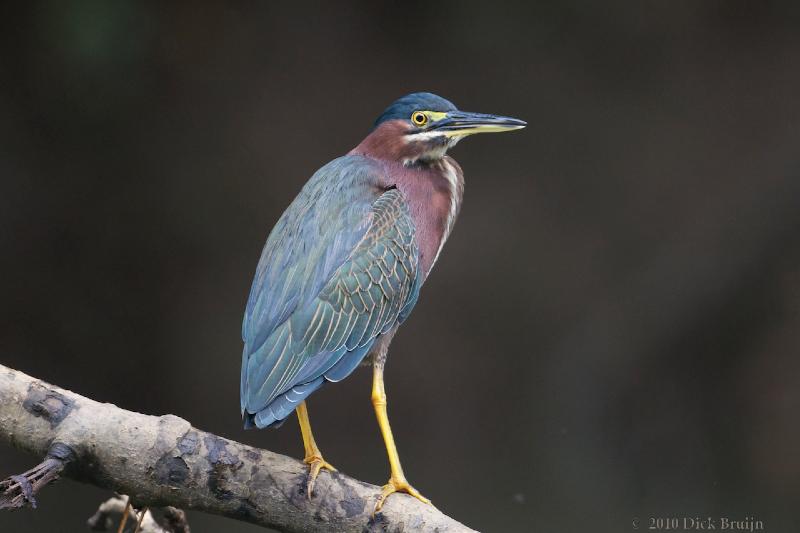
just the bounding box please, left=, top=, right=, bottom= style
left=2, top=2, right=799, bottom=531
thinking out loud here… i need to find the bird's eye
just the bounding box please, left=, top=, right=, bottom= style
left=411, top=111, right=428, bottom=127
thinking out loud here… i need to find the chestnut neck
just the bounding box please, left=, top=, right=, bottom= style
left=350, top=119, right=438, bottom=164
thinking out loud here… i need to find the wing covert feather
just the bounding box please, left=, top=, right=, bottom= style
left=241, top=157, right=420, bottom=421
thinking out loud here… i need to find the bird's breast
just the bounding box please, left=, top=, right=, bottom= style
left=388, top=157, right=464, bottom=277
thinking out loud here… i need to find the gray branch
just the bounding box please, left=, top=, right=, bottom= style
left=0, top=364, right=475, bottom=532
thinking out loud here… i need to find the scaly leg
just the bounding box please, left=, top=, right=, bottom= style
left=296, top=400, right=336, bottom=498
left=371, top=364, right=431, bottom=514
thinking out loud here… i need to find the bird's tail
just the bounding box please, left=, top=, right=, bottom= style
left=243, top=377, right=325, bottom=429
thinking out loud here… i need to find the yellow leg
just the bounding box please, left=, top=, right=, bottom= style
left=296, top=400, right=336, bottom=498
left=371, top=364, right=431, bottom=514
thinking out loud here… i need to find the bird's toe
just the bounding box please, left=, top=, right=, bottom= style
left=373, top=477, right=430, bottom=514
left=303, top=455, right=337, bottom=499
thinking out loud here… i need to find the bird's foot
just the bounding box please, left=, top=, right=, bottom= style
left=303, top=454, right=336, bottom=499
left=373, top=476, right=430, bottom=514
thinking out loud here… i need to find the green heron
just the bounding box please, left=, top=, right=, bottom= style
left=240, top=92, right=525, bottom=512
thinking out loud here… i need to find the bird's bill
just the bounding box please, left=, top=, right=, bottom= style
left=430, top=111, right=527, bottom=137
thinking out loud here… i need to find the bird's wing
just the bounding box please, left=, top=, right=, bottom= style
left=240, top=156, right=421, bottom=427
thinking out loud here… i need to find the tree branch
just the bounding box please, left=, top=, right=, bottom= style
left=0, top=364, right=475, bottom=532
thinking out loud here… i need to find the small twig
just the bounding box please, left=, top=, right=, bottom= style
left=134, top=506, right=149, bottom=533
left=117, top=498, right=132, bottom=533
left=88, top=496, right=175, bottom=532
left=0, top=443, right=75, bottom=510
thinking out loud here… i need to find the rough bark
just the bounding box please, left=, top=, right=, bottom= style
left=0, top=364, right=475, bottom=532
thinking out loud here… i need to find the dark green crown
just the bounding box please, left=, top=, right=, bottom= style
left=374, top=92, right=457, bottom=128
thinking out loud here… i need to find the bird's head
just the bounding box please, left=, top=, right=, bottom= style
left=353, top=92, right=526, bottom=164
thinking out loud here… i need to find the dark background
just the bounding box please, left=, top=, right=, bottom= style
left=2, top=2, right=800, bottom=532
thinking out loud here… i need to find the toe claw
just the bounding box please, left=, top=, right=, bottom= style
left=303, top=456, right=336, bottom=499
left=372, top=478, right=430, bottom=514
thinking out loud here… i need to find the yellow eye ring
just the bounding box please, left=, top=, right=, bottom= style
left=411, top=111, right=428, bottom=127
